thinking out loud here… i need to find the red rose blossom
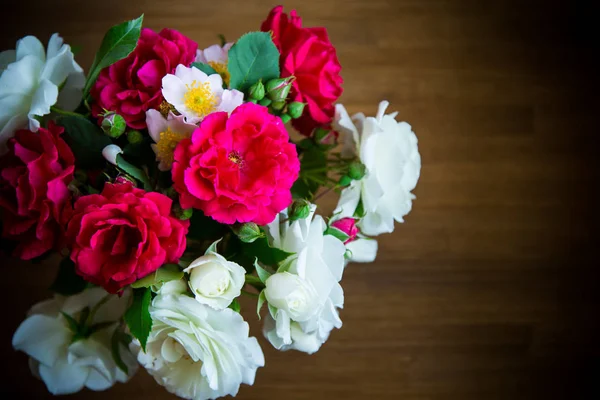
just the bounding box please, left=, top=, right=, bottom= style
left=0, top=123, right=74, bottom=260
left=66, top=182, right=189, bottom=293
left=261, top=5, right=343, bottom=135
left=172, top=103, right=300, bottom=225
left=91, top=28, right=197, bottom=129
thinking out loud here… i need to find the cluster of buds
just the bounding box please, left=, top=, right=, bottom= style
left=247, top=77, right=305, bottom=123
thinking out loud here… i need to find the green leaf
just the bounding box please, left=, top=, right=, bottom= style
left=56, top=115, right=112, bottom=169
left=277, top=256, right=296, bottom=274
left=205, top=238, right=222, bottom=255
left=256, top=290, right=266, bottom=320
left=293, top=146, right=328, bottom=200
left=111, top=330, right=130, bottom=375
left=228, top=32, right=280, bottom=92
left=131, top=264, right=183, bottom=289
left=254, top=259, right=271, bottom=283
left=84, top=15, right=144, bottom=97
left=190, top=62, right=218, bottom=76
left=50, top=258, right=88, bottom=296
left=124, top=287, right=152, bottom=351
left=324, top=226, right=350, bottom=243
left=115, top=153, right=152, bottom=191
left=228, top=298, right=241, bottom=313
left=241, top=236, right=293, bottom=266
left=354, top=198, right=365, bottom=218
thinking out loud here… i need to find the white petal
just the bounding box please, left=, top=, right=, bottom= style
left=12, top=314, right=70, bottom=367
left=334, top=104, right=359, bottom=157
left=161, top=74, right=187, bottom=109
left=333, top=181, right=361, bottom=218
left=41, top=43, right=78, bottom=86
left=146, top=109, right=169, bottom=142
left=0, top=54, right=43, bottom=96
left=38, top=359, right=89, bottom=395
left=203, top=44, right=227, bottom=64
left=28, top=79, right=58, bottom=127
left=206, top=73, right=224, bottom=96
left=275, top=310, right=291, bottom=345
left=102, top=144, right=123, bottom=166
left=346, top=238, right=378, bottom=263
left=360, top=205, right=394, bottom=236
left=218, top=89, right=243, bottom=114
left=375, top=100, right=390, bottom=122
left=16, top=36, right=45, bottom=62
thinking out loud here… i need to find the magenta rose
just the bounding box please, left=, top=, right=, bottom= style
left=261, top=6, right=343, bottom=135
left=0, top=123, right=74, bottom=260
left=91, top=28, right=197, bottom=129
left=172, top=103, right=300, bottom=225
left=66, top=182, right=189, bottom=293
left=331, top=218, right=359, bottom=244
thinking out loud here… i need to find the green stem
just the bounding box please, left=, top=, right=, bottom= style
left=50, top=106, right=82, bottom=118
left=245, top=274, right=265, bottom=288
left=241, top=289, right=259, bottom=298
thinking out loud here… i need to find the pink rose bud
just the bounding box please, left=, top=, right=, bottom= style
left=331, top=218, right=359, bottom=244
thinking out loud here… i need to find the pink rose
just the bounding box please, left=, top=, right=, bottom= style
left=261, top=6, right=343, bottom=135
left=66, top=182, right=189, bottom=293
left=0, top=123, right=74, bottom=260
left=331, top=218, right=359, bottom=244
left=172, top=103, right=300, bottom=225
left=91, top=28, right=197, bottom=129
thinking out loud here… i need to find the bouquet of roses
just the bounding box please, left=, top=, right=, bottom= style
left=1, top=5, right=421, bottom=399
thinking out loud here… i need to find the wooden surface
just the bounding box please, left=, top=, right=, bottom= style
left=1, top=1, right=599, bottom=399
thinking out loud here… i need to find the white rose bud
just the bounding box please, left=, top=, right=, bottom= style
left=102, top=144, right=123, bottom=166
left=183, top=253, right=245, bottom=310
left=264, top=272, right=319, bottom=322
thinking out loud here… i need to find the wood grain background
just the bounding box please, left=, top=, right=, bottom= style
left=1, top=1, right=599, bottom=399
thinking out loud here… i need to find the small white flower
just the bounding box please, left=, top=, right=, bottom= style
left=183, top=249, right=246, bottom=310
left=12, top=288, right=137, bottom=395
left=146, top=109, right=196, bottom=171
left=161, top=64, right=243, bottom=124
left=0, top=34, right=84, bottom=154
left=195, top=42, right=233, bottom=87
left=102, top=144, right=123, bottom=166
left=333, top=101, right=421, bottom=236
left=134, top=281, right=264, bottom=400
left=263, top=204, right=346, bottom=354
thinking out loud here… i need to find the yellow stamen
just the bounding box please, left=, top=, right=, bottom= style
left=156, top=128, right=188, bottom=168
left=183, top=80, right=217, bottom=118
left=208, top=61, right=231, bottom=87
left=228, top=151, right=244, bottom=167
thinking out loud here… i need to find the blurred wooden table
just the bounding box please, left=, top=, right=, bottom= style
left=1, top=1, right=598, bottom=399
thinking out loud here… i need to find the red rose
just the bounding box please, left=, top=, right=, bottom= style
left=0, top=123, right=74, bottom=260
left=66, top=182, right=189, bottom=293
left=261, top=6, right=343, bottom=135
left=91, top=28, right=197, bottom=129
left=172, top=103, right=300, bottom=225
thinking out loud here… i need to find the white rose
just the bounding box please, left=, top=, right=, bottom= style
left=135, top=282, right=264, bottom=400
left=183, top=251, right=245, bottom=310
left=264, top=272, right=319, bottom=321
left=333, top=101, right=421, bottom=236
left=12, top=288, right=137, bottom=395
left=0, top=34, right=85, bottom=154
left=263, top=205, right=346, bottom=353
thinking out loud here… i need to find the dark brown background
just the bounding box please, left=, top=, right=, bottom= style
left=1, top=0, right=599, bottom=399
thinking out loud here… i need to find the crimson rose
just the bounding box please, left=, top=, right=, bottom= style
left=261, top=6, right=343, bottom=135
left=91, top=28, right=197, bottom=129
left=0, top=122, right=74, bottom=260
left=66, top=182, right=189, bottom=293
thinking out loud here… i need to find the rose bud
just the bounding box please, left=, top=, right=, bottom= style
left=100, top=112, right=126, bottom=138
left=287, top=101, right=306, bottom=119
left=265, top=76, right=294, bottom=102
left=248, top=80, right=265, bottom=101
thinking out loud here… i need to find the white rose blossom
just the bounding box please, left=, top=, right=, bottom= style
left=0, top=33, right=85, bottom=154
left=161, top=64, right=243, bottom=124
left=263, top=204, right=346, bottom=354
left=183, top=241, right=246, bottom=310
left=195, top=42, right=233, bottom=87
left=12, top=288, right=137, bottom=395
left=333, top=101, right=421, bottom=236
left=134, top=280, right=264, bottom=400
